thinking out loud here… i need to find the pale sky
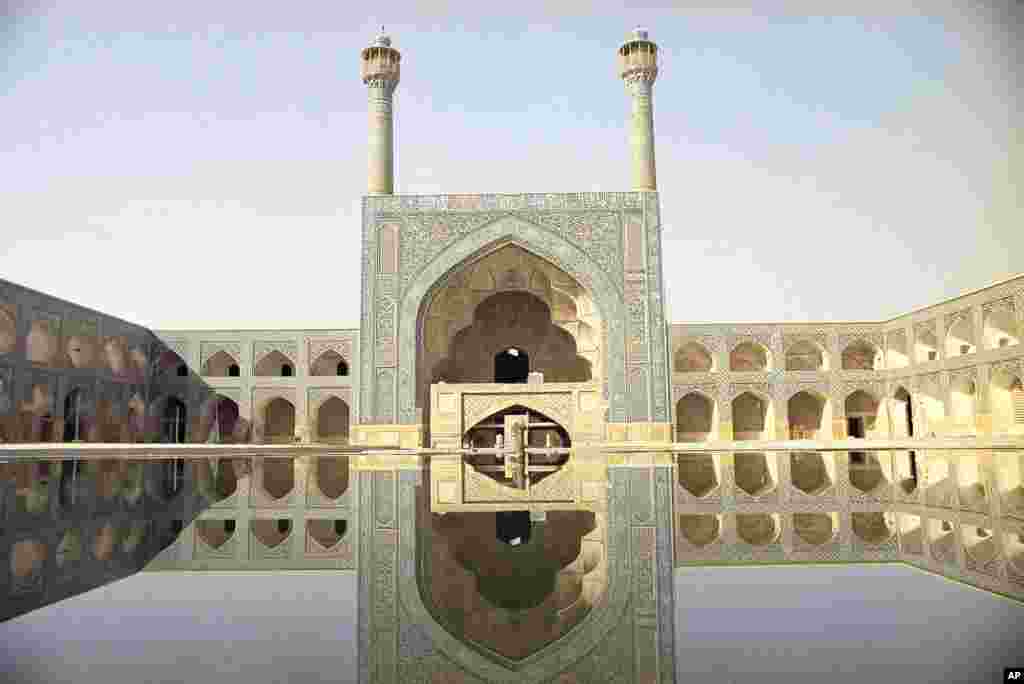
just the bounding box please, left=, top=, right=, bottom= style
left=1, top=2, right=1021, bottom=330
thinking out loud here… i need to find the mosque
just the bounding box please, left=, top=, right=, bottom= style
left=1, top=28, right=1023, bottom=683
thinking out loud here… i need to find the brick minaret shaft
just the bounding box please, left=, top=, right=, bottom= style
left=619, top=27, right=659, bottom=192
left=361, top=29, right=401, bottom=195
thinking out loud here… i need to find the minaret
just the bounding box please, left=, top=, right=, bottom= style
left=618, top=27, right=659, bottom=191
left=361, top=28, right=401, bottom=195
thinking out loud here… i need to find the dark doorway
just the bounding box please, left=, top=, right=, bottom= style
left=494, top=348, right=529, bottom=383
left=63, top=389, right=83, bottom=442
left=162, top=397, right=187, bottom=443
left=847, top=416, right=865, bottom=465
left=228, top=363, right=240, bottom=377
left=496, top=510, right=531, bottom=546
left=906, top=396, right=917, bottom=483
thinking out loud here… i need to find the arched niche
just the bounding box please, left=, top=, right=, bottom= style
left=56, top=529, right=83, bottom=567
left=254, top=350, right=295, bottom=377
left=983, top=306, right=1020, bottom=350
left=852, top=511, right=895, bottom=545
left=92, top=524, right=116, bottom=561
left=674, top=342, right=713, bottom=373
left=262, top=397, right=295, bottom=443
left=962, top=525, right=997, bottom=566
left=316, top=396, right=350, bottom=443
left=103, top=337, right=128, bottom=376
left=62, top=388, right=89, bottom=442
left=196, top=519, right=235, bottom=550
left=891, top=386, right=915, bottom=438
left=915, top=324, right=938, bottom=363
left=121, top=521, right=146, bottom=553
left=845, top=389, right=883, bottom=437
left=925, top=455, right=952, bottom=502
left=1002, top=530, right=1024, bottom=576
left=435, top=291, right=593, bottom=385
left=841, top=339, right=881, bottom=371
left=678, top=514, right=720, bottom=548
left=898, top=514, right=924, bottom=554
left=307, top=519, right=347, bottom=550
left=729, top=342, right=769, bottom=372
left=998, top=452, right=1024, bottom=516
left=990, top=371, right=1024, bottom=435
left=676, top=392, right=715, bottom=442
left=945, top=316, right=975, bottom=357
left=160, top=396, right=188, bottom=443
left=314, top=456, right=349, bottom=500
left=259, top=458, right=294, bottom=500
left=311, top=349, right=349, bottom=376
left=736, top=513, right=779, bottom=546
left=10, top=539, right=47, bottom=584
left=199, top=395, right=244, bottom=443
left=790, top=451, right=834, bottom=495
left=252, top=519, right=292, bottom=549
left=785, top=340, right=826, bottom=371
left=893, top=450, right=919, bottom=495
left=917, top=379, right=946, bottom=436
left=928, top=518, right=956, bottom=562
left=0, top=306, right=16, bottom=355
left=203, top=350, right=240, bottom=377
left=128, top=347, right=148, bottom=381
left=677, top=452, right=720, bottom=499
left=788, top=390, right=830, bottom=440
left=160, top=458, right=187, bottom=499
left=792, top=512, right=837, bottom=546
left=194, top=460, right=238, bottom=502
left=1, top=461, right=50, bottom=514
left=886, top=333, right=909, bottom=369
left=66, top=333, right=98, bottom=370
left=949, top=377, right=977, bottom=433
left=26, top=319, right=59, bottom=365
left=957, top=451, right=986, bottom=511
left=733, top=391, right=772, bottom=440
left=734, top=452, right=776, bottom=497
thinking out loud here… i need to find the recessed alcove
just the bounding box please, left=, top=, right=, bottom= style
left=196, top=520, right=236, bottom=550
left=928, top=518, right=957, bottom=563
left=26, top=320, right=58, bottom=365
left=259, top=458, right=294, bottom=501
left=254, top=350, right=295, bottom=377
left=983, top=306, right=1020, bottom=349
left=733, top=391, right=772, bottom=440
left=307, top=519, right=347, bottom=551
left=676, top=391, right=715, bottom=442
left=962, top=525, right=997, bottom=568
left=203, top=350, right=241, bottom=377
left=674, top=341, right=713, bottom=373
left=898, top=514, right=924, bottom=554
left=792, top=512, right=837, bottom=546
left=10, top=539, right=47, bottom=586
left=893, top=450, right=919, bottom=495
left=788, top=390, right=829, bottom=440
left=252, top=519, right=292, bottom=549
left=729, top=342, right=770, bottom=372
left=316, top=397, right=350, bottom=443
left=736, top=513, right=780, bottom=546
left=310, top=349, right=349, bottom=376
left=678, top=514, right=721, bottom=548
left=262, top=398, right=296, bottom=443
left=841, top=339, right=881, bottom=371
left=92, top=524, right=116, bottom=561
left=56, top=529, right=83, bottom=567
left=790, top=451, right=833, bottom=495
left=945, top=316, right=975, bottom=357
left=915, top=324, right=939, bottom=363
left=734, top=452, right=776, bottom=497
left=0, top=306, right=15, bottom=355
left=785, top=339, right=826, bottom=371
left=677, top=453, right=720, bottom=498
left=925, top=454, right=954, bottom=507
left=949, top=377, right=977, bottom=434
left=998, top=452, right=1024, bottom=516
left=956, top=452, right=987, bottom=511
left=314, top=456, right=349, bottom=500
left=851, top=511, right=895, bottom=545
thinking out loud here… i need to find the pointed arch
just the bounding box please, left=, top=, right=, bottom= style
left=400, top=215, right=630, bottom=431
left=729, top=342, right=769, bottom=372
left=311, top=348, right=350, bottom=376
left=675, top=391, right=715, bottom=442
left=316, top=395, right=350, bottom=443
left=262, top=397, right=295, bottom=443
left=841, top=339, right=881, bottom=371
left=983, top=306, right=1020, bottom=349
left=254, top=350, right=296, bottom=377
left=945, top=315, right=975, bottom=357
left=785, top=339, right=827, bottom=371
left=674, top=341, right=713, bottom=373
left=204, top=350, right=240, bottom=377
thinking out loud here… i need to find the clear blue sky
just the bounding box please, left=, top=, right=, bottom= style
left=1, top=2, right=1021, bottom=329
